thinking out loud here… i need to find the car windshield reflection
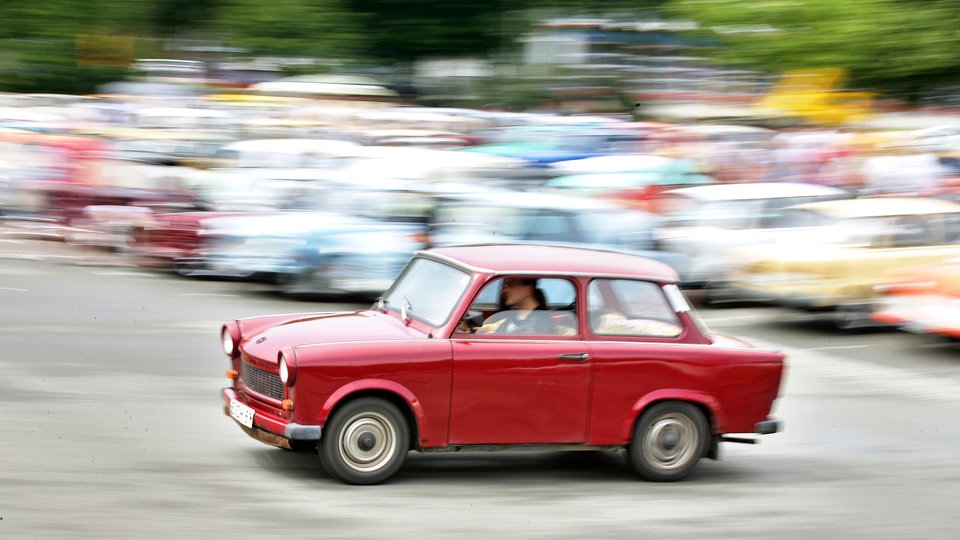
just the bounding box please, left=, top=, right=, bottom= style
left=382, top=257, right=471, bottom=326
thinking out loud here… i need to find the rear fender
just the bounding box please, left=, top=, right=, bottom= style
left=628, top=389, right=723, bottom=438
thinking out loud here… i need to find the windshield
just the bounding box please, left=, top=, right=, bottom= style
left=382, top=257, right=471, bottom=326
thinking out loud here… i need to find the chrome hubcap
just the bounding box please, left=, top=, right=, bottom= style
left=642, top=412, right=699, bottom=470
left=339, top=412, right=398, bottom=473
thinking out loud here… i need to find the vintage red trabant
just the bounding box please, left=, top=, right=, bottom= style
left=221, top=244, right=785, bottom=484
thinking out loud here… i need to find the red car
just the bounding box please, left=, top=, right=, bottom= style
left=221, top=244, right=785, bottom=484
left=871, top=258, right=960, bottom=340
left=128, top=211, right=256, bottom=273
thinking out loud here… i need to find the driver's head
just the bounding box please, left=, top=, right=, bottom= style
left=502, top=277, right=539, bottom=309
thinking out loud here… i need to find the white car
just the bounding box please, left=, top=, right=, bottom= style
left=652, top=182, right=851, bottom=295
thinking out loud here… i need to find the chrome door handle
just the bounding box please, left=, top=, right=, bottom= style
left=557, top=353, right=589, bottom=361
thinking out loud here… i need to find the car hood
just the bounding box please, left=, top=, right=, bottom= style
left=240, top=309, right=424, bottom=362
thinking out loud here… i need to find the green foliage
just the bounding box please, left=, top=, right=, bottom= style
left=462, top=66, right=557, bottom=111
left=2, top=0, right=960, bottom=100
left=340, top=0, right=506, bottom=61
left=0, top=0, right=152, bottom=92
left=207, top=0, right=365, bottom=59
left=662, top=0, right=960, bottom=97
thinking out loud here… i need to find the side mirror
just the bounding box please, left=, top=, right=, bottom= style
left=459, top=310, right=483, bottom=333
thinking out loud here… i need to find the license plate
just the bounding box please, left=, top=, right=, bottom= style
left=229, top=399, right=255, bottom=428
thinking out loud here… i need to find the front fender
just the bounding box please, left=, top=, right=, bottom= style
left=320, top=378, right=429, bottom=444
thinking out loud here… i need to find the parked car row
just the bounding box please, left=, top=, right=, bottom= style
left=4, top=92, right=959, bottom=345
left=128, top=182, right=691, bottom=298
left=71, top=174, right=960, bottom=346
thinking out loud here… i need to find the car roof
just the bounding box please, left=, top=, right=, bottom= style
left=664, top=182, right=848, bottom=201
left=421, top=244, right=679, bottom=282
left=789, top=196, right=960, bottom=218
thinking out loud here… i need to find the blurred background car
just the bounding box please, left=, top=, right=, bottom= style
left=276, top=224, right=427, bottom=298
left=132, top=168, right=434, bottom=280
left=541, top=153, right=714, bottom=212
left=204, top=207, right=426, bottom=297
left=650, top=182, right=851, bottom=294
left=459, top=121, right=644, bottom=167
left=870, top=257, right=960, bottom=341
left=128, top=209, right=257, bottom=273
left=723, top=196, right=960, bottom=329
left=426, top=190, right=691, bottom=282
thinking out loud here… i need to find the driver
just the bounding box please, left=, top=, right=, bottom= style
left=478, top=278, right=554, bottom=334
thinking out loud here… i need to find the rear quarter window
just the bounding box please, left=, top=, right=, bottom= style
left=588, top=279, right=682, bottom=338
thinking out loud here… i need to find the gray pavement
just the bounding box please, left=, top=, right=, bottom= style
left=1, top=254, right=959, bottom=539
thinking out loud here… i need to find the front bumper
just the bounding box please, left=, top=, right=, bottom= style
left=221, top=387, right=321, bottom=449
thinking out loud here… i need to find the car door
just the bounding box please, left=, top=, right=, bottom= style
left=581, top=278, right=690, bottom=443
left=448, top=277, right=590, bottom=445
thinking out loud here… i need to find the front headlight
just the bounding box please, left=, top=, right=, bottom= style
left=221, top=323, right=240, bottom=357
left=278, top=347, right=297, bottom=386
left=278, top=353, right=289, bottom=383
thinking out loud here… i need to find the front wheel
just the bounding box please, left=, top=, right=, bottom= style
left=627, top=401, right=709, bottom=482
left=319, top=397, right=409, bottom=485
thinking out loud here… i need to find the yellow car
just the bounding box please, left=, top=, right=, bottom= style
left=724, top=197, right=960, bottom=329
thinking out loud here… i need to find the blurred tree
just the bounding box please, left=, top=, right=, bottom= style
left=0, top=0, right=156, bottom=93
left=206, top=0, right=367, bottom=60
left=6, top=0, right=957, bottom=104
left=340, top=0, right=504, bottom=61
left=662, top=0, right=960, bottom=102
left=522, top=0, right=668, bottom=15
left=0, top=0, right=689, bottom=95
left=154, top=0, right=223, bottom=35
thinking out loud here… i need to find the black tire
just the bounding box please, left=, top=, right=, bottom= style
left=319, top=397, right=410, bottom=485
left=278, top=269, right=310, bottom=296
left=628, top=401, right=709, bottom=482
left=834, top=303, right=870, bottom=331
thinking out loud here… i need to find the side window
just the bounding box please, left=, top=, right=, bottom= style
left=890, top=216, right=933, bottom=247
left=456, top=277, right=577, bottom=336
left=588, top=279, right=683, bottom=338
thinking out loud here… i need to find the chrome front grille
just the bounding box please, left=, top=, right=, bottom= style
left=240, top=359, right=283, bottom=401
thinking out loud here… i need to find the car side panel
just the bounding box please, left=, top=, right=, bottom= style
left=586, top=342, right=784, bottom=444
left=449, top=338, right=591, bottom=444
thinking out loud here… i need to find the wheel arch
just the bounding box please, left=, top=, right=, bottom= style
left=321, top=380, right=423, bottom=450
left=628, top=390, right=721, bottom=439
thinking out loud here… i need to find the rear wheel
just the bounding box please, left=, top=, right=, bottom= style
left=319, top=398, right=409, bottom=485
left=628, top=401, right=709, bottom=482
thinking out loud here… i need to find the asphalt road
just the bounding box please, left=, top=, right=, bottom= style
left=1, top=246, right=959, bottom=539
